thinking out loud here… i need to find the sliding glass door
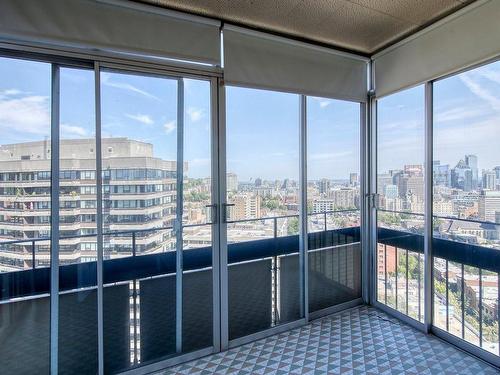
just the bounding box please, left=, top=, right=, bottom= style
left=99, top=68, right=216, bottom=372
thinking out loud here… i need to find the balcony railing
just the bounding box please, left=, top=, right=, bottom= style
left=377, top=212, right=500, bottom=357
left=0, top=210, right=362, bottom=374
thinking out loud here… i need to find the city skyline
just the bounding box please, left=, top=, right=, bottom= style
left=3, top=58, right=499, bottom=181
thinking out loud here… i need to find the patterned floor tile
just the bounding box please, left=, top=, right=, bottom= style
left=158, top=306, right=499, bottom=374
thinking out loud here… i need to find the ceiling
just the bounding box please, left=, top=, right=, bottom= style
left=137, top=0, right=474, bottom=55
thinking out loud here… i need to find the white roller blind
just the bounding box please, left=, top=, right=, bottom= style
left=0, top=0, right=221, bottom=65
left=374, top=0, right=500, bottom=97
left=223, top=26, right=368, bottom=102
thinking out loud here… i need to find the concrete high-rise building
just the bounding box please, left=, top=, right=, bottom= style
left=482, top=170, right=496, bottom=190
left=318, top=179, right=331, bottom=194
left=227, top=172, right=238, bottom=192
left=328, top=188, right=357, bottom=209
left=229, top=194, right=261, bottom=220
left=349, top=173, right=358, bottom=187
left=0, top=138, right=177, bottom=270
left=377, top=174, right=393, bottom=195
left=479, top=190, right=500, bottom=222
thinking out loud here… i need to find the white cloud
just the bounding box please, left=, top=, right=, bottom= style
left=459, top=73, right=500, bottom=111
left=1, top=89, right=22, bottom=96
left=187, top=107, right=204, bottom=122
left=61, top=124, right=88, bottom=137
left=311, top=97, right=331, bottom=108
left=163, top=120, right=176, bottom=134
left=435, top=106, right=485, bottom=123
left=101, top=74, right=160, bottom=101
left=0, top=94, right=50, bottom=135
left=126, top=113, right=154, bottom=125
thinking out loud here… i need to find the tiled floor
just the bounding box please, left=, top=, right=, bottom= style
left=160, top=306, right=499, bottom=374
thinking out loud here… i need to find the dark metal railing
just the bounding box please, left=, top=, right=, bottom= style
left=376, top=224, right=500, bottom=357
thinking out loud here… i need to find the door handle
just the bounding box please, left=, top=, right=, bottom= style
left=222, top=203, right=235, bottom=223
left=205, top=204, right=217, bottom=224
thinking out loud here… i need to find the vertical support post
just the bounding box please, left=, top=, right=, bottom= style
left=395, top=248, right=399, bottom=309
left=418, top=253, right=422, bottom=321
left=218, top=78, right=229, bottom=351
left=461, top=264, right=465, bottom=340
left=497, top=272, right=500, bottom=356
left=360, top=99, right=370, bottom=304
left=210, top=76, right=222, bottom=352
left=367, top=61, right=379, bottom=306
left=406, top=249, right=409, bottom=316
left=384, top=244, right=388, bottom=304
left=132, top=232, right=136, bottom=256
left=274, top=217, right=278, bottom=238
left=424, top=81, right=434, bottom=333
left=132, top=279, right=138, bottom=364
left=95, top=62, right=104, bottom=375
left=479, top=268, right=483, bottom=347
left=324, top=212, right=327, bottom=232
left=445, top=260, right=449, bottom=331
left=32, top=240, right=36, bottom=270
left=175, top=78, right=185, bottom=354
left=49, top=64, right=60, bottom=375
left=299, top=94, right=309, bottom=321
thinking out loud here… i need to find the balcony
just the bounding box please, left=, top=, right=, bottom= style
left=1, top=0, right=500, bottom=373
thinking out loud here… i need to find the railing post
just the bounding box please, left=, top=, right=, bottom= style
left=32, top=240, right=36, bottom=270
left=418, top=253, right=421, bottom=322
left=406, top=249, right=409, bottom=316
left=461, top=264, right=465, bottom=340
left=479, top=268, right=483, bottom=348
left=384, top=244, right=388, bottom=305
left=273, top=217, right=278, bottom=238
left=395, top=247, right=398, bottom=309
left=132, top=280, right=138, bottom=365
left=324, top=212, right=327, bottom=232
left=132, top=232, right=136, bottom=257
left=445, top=260, right=449, bottom=332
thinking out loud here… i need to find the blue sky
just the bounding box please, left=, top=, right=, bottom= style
left=1, top=56, right=499, bottom=180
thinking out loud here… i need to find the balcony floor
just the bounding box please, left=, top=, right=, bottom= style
left=161, top=305, right=498, bottom=374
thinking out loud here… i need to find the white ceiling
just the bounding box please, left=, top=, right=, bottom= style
left=137, top=0, right=474, bottom=55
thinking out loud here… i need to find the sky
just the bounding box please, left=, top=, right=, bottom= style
left=1, top=56, right=499, bottom=181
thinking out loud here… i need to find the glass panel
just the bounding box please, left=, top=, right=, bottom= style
left=226, top=86, right=300, bottom=340
left=58, top=66, right=98, bottom=373
left=433, top=59, right=500, bottom=355
left=0, top=56, right=51, bottom=373
left=101, top=70, right=177, bottom=372
left=306, top=97, right=361, bottom=312
left=376, top=85, right=425, bottom=323
left=181, top=78, right=213, bottom=353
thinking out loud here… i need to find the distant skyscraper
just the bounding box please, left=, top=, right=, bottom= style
left=433, top=161, right=451, bottom=187
left=384, top=184, right=398, bottom=199
left=318, top=179, right=330, bottom=194
left=254, top=177, right=262, bottom=187
left=227, top=172, right=238, bottom=192
left=349, top=173, right=358, bottom=187
left=451, top=159, right=473, bottom=191
left=482, top=170, right=496, bottom=190
left=465, top=154, right=478, bottom=188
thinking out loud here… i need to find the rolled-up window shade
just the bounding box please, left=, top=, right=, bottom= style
left=373, top=0, right=500, bottom=98
left=223, top=26, right=368, bottom=102
left=0, top=0, right=221, bottom=65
